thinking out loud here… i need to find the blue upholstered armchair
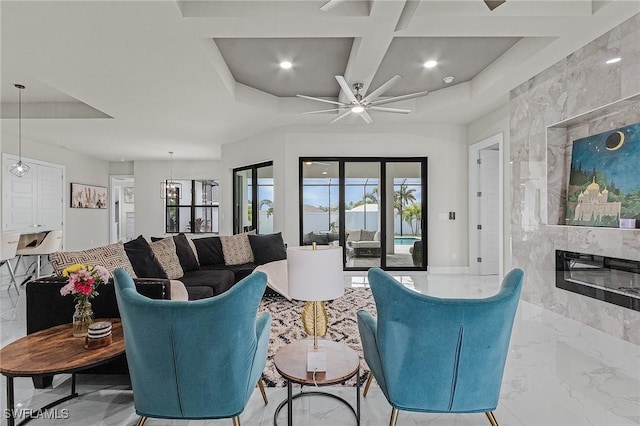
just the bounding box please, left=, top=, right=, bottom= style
left=358, top=268, right=523, bottom=426
left=113, top=268, right=271, bottom=426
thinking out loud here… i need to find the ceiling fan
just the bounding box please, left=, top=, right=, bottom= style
left=297, top=75, right=428, bottom=124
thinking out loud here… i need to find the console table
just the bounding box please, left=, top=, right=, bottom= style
left=273, top=339, right=360, bottom=426
left=0, top=319, right=125, bottom=426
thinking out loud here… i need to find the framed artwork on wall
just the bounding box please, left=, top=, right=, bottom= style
left=70, top=183, right=107, bottom=209
left=124, top=187, right=134, bottom=203
left=566, top=122, right=640, bottom=228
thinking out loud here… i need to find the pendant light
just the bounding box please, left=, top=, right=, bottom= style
left=9, top=84, right=30, bottom=178
left=161, top=151, right=182, bottom=199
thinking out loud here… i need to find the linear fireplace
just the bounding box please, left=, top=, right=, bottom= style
left=556, top=250, right=640, bottom=311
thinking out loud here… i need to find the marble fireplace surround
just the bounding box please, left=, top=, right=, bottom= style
left=510, top=12, right=640, bottom=344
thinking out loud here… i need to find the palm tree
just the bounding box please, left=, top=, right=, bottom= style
left=402, top=203, right=422, bottom=236
left=394, top=184, right=416, bottom=236
left=363, top=187, right=379, bottom=204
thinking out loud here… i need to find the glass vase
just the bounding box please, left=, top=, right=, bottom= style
left=72, top=299, right=93, bottom=337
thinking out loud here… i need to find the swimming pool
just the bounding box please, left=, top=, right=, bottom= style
left=394, top=237, right=419, bottom=246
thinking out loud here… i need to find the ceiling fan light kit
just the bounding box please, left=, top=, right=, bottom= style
left=298, top=74, right=428, bottom=124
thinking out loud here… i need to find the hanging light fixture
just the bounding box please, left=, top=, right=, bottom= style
left=161, top=151, right=182, bottom=199
left=9, top=84, right=30, bottom=178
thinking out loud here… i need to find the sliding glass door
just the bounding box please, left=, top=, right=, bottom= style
left=300, top=157, right=427, bottom=271
left=233, top=161, right=273, bottom=234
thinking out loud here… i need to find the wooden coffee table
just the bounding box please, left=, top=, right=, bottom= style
left=0, top=319, right=125, bottom=426
left=273, top=339, right=360, bottom=426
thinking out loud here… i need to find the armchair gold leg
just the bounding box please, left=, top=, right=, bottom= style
left=136, top=416, right=147, bottom=426
left=485, top=411, right=498, bottom=426
left=363, top=373, right=374, bottom=397
left=389, top=407, right=399, bottom=426
left=232, top=415, right=241, bottom=426
left=258, top=379, right=268, bottom=405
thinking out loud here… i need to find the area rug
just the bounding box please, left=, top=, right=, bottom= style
left=258, top=287, right=376, bottom=387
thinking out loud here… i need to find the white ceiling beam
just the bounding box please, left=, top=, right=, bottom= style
left=341, top=0, right=407, bottom=99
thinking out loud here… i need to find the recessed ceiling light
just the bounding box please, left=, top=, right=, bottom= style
left=305, top=161, right=313, bottom=165
left=443, top=76, right=455, bottom=84
left=351, top=105, right=364, bottom=113
left=322, top=170, right=328, bottom=175
left=423, top=60, right=438, bottom=69
left=280, top=61, right=293, bottom=70
left=606, top=57, right=621, bottom=64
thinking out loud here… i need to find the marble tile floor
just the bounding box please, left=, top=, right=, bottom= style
left=1, top=270, right=639, bottom=425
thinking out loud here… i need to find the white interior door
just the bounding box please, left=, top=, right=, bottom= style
left=479, top=149, right=499, bottom=275
left=2, top=154, right=64, bottom=233
left=37, top=164, right=64, bottom=230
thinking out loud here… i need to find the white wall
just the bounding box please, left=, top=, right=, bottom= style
left=222, top=123, right=469, bottom=268
left=467, top=103, right=512, bottom=272
left=1, top=132, right=110, bottom=250
left=133, top=159, right=224, bottom=238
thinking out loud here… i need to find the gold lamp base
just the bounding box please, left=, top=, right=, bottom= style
left=302, top=301, right=328, bottom=339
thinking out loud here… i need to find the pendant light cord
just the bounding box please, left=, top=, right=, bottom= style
left=18, top=86, right=22, bottom=160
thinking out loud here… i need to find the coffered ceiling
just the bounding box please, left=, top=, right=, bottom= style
left=1, top=1, right=639, bottom=161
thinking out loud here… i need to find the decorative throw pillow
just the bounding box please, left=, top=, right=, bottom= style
left=50, top=242, right=137, bottom=278
left=192, top=236, right=225, bottom=266
left=220, top=231, right=255, bottom=266
left=187, top=238, right=199, bottom=263
left=248, top=232, right=287, bottom=265
left=360, top=229, right=376, bottom=241
left=123, top=235, right=168, bottom=279
left=347, top=230, right=362, bottom=242
left=149, top=237, right=184, bottom=280
left=151, top=234, right=199, bottom=273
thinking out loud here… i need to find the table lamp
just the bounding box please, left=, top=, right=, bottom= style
left=288, top=244, right=344, bottom=372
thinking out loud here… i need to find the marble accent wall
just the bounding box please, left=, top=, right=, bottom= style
left=510, top=13, right=640, bottom=344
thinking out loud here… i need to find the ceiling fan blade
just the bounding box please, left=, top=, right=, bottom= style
left=369, top=90, right=429, bottom=106
left=368, top=106, right=411, bottom=114
left=335, top=76, right=358, bottom=103
left=359, top=110, right=373, bottom=124
left=362, top=75, right=402, bottom=104
left=320, top=0, right=347, bottom=12
left=296, top=94, right=344, bottom=106
left=302, top=108, right=347, bottom=115
left=484, top=0, right=506, bottom=11
left=330, top=109, right=352, bottom=124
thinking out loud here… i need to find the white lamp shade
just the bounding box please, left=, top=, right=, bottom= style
left=287, top=245, right=344, bottom=301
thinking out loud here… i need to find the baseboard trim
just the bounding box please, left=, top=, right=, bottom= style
left=428, top=266, right=469, bottom=274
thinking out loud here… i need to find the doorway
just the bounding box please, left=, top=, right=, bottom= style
left=469, top=134, right=503, bottom=276
left=110, top=175, right=134, bottom=243
left=299, top=157, right=427, bottom=271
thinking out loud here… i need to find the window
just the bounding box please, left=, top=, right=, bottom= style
left=165, top=180, right=219, bottom=234
left=233, top=162, right=274, bottom=234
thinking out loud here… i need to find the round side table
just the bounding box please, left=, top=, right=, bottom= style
left=273, top=339, right=360, bottom=426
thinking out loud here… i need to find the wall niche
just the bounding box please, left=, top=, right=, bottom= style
left=546, top=93, right=640, bottom=227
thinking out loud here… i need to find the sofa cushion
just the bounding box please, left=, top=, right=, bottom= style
left=192, top=236, right=225, bottom=266
left=347, top=229, right=362, bottom=242
left=248, top=232, right=287, bottom=265
left=179, top=269, right=235, bottom=297
left=149, top=237, right=184, bottom=280
left=220, top=231, right=255, bottom=266
left=151, top=234, right=199, bottom=273
left=360, top=229, right=376, bottom=241
left=124, top=235, right=168, bottom=279
left=50, top=242, right=137, bottom=278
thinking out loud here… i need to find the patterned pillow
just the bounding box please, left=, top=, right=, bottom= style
left=149, top=237, right=184, bottom=280
left=50, top=242, right=137, bottom=278
left=220, top=231, right=255, bottom=266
